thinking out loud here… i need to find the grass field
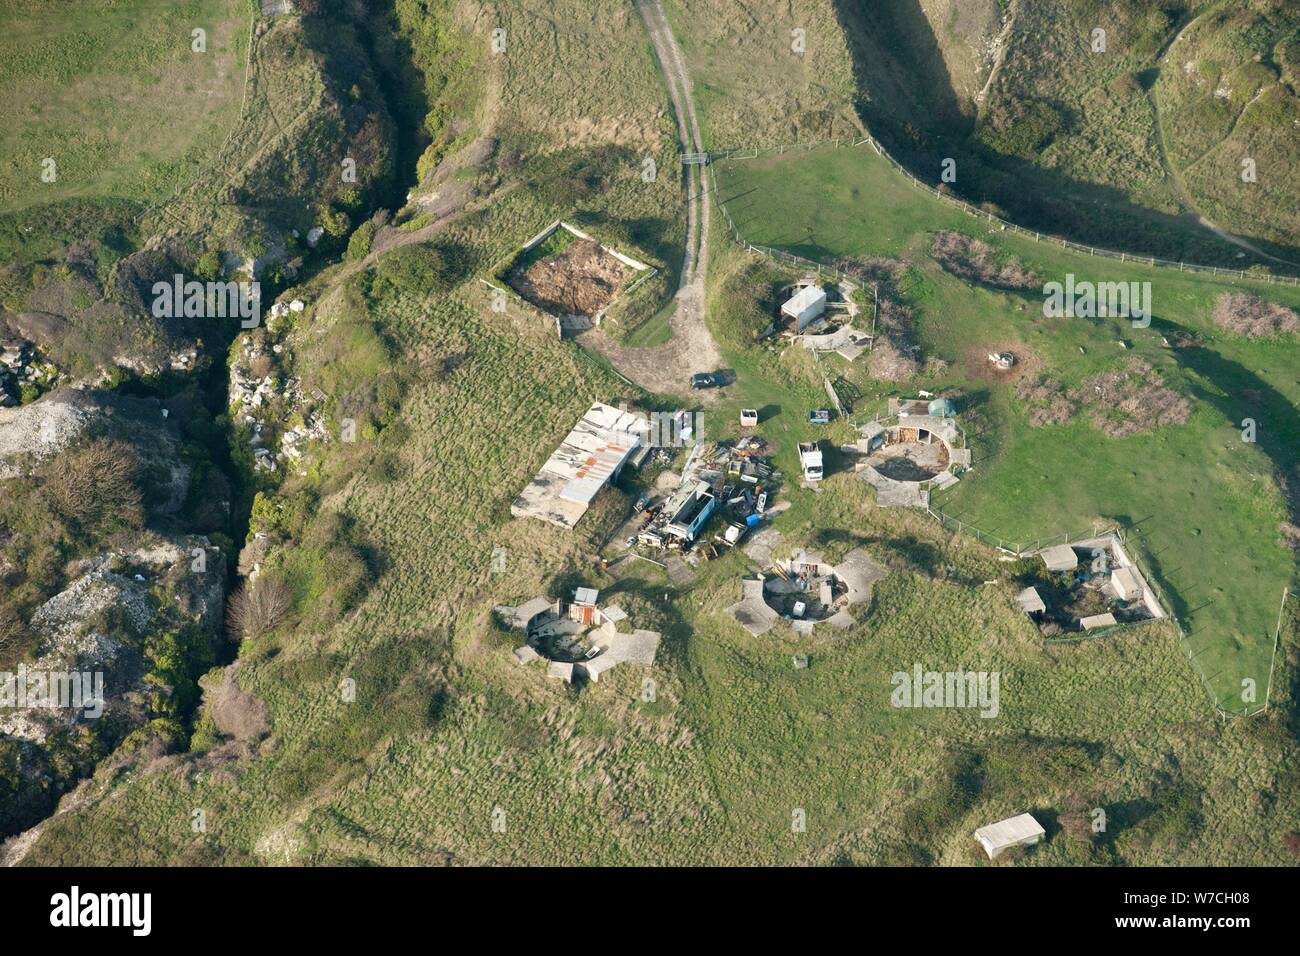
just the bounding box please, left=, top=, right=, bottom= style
left=0, top=0, right=249, bottom=213
left=8, top=0, right=1300, bottom=869
left=21, top=240, right=1299, bottom=864
left=662, top=0, right=859, bottom=148
left=713, top=143, right=1300, bottom=712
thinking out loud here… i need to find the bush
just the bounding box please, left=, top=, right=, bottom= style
left=369, top=241, right=470, bottom=301
left=0, top=604, right=29, bottom=658
left=194, top=249, right=223, bottom=282
left=226, top=575, right=294, bottom=642
left=931, top=231, right=1039, bottom=290
left=977, top=99, right=1066, bottom=158
left=42, top=438, right=144, bottom=534
left=345, top=220, right=375, bottom=261
left=1211, top=292, right=1300, bottom=338
left=1074, top=359, right=1192, bottom=438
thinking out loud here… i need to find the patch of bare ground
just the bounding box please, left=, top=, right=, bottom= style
left=867, top=291, right=921, bottom=382
left=1211, top=292, right=1300, bottom=339
left=508, top=239, right=632, bottom=317
left=931, top=230, right=1039, bottom=290
left=1017, top=358, right=1192, bottom=437
left=960, top=342, right=1042, bottom=384
left=574, top=284, right=722, bottom=398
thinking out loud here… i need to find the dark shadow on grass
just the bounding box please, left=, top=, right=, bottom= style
left=827, top=0, right=1300, bottom=271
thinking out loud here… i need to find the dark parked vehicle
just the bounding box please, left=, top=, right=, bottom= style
left=691, top=372, right=719, bottom=389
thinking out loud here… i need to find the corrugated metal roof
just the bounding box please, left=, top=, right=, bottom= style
left=516, top=403, right=648, bottom=527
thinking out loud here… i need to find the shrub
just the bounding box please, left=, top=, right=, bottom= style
left=345, top=220, right=375, bottom=261
left=226, top=575, right=294, bottom=642
left=977, top=99, right=1066, bottom=158
left=1211, top=292, right=1300, bottom=338
left=42, top=438, right=144, bottom=533
left=0, top=604, right=29, bottom=656
left=369, top=241, right=470, bottom=301
left=194, top=250, right=223, bottom=282
left=1074, top=359, right=1192, bottom=437
left=1017, top=375, right=1077, bottom=426
left=930, top=231, right=1039, bottom=289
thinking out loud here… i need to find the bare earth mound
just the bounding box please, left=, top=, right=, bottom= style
left=509, top=239, right=632, bottom=317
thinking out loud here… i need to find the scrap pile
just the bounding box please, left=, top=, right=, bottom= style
left=628, top=437, right=780, bottom=557
left=766, top=564, right=846, bottom=620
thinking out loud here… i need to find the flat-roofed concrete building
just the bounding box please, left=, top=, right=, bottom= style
left=975, top=813, right=1045, bottom=859
left=1015, top=586, right=1046, bottom=615
left=1039, top=544, right=1079, bottom=572
left=1110, top=566, right=1142, bottom=602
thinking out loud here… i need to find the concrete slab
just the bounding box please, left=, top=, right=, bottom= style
left=547, top=661, right=575, bottom=682
left=724, top=578, right=779, bottom=636
left=833, top=548, right=887, bottom=603
left=665, top=555, right=696, bottom=588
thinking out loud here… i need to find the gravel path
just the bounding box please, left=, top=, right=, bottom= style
left=575, top=0, right=721, bottom=399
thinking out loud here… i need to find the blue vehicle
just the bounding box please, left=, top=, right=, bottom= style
left=808, top=409, right=831, bottom=424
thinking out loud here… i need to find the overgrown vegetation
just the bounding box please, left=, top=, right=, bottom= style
left=1212, top=291, right=1300, bottom=338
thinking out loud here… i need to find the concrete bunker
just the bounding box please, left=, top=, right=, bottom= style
left=724, top=548, right=886, bottom=636
left=496, top=588, right=661, bottom=685
left=1014, top=534, right=1166, bottom=635
left=848, top=407, right=970, bottom=508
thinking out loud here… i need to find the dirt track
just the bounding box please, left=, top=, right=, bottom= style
left=575, top=0, right=721, bottom=399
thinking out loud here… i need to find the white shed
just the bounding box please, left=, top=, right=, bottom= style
left=1111, top=567, right=1141, bottom=602
left=782, top=285, right=827, bottom=330
left=1015, top=586, right=1046, bottom=615
left=1039, top=544, right=1079, bottom=572
left=974, top=813, right=1045, bottom=859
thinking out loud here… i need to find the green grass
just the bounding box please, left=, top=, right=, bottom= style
left=713, top=143, right=1300, bottom=711
left=1152, top=3, right=1300, bottom=252
left=663, top=0, right=859, bottom=149
left=0, top=0, right=249, bottom=212
left=10, top=0, right=1300, bottom=870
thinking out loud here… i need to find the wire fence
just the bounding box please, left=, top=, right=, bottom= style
left=706, top=136, right=1300, bottom=285
left=924, top=507, right=1110, bottom=559
left=705, top=136, right=1291, bottom=720
left=923, top=505, right=1266, bottom=720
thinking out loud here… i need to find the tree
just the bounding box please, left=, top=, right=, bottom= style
left=226, top=574, right=294, bottom=642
